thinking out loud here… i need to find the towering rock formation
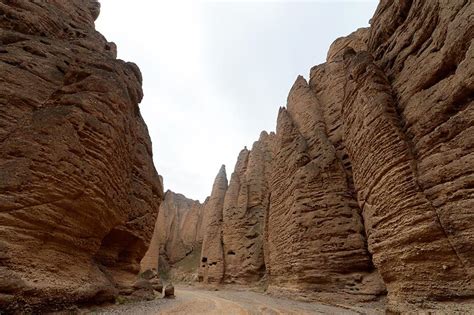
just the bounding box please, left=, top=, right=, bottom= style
left=222, top=132, right=275, bottom=284
left=0, top=0, right=163, bottom=311
left=199, top=165, right=228, bottom=283
left=342, top=50, right=470, bottom=308
left=350, top=0, right=473, bottom=308
left=266, top=78, right=385, bottom=302
left=141, top=190, right=204, bottom=272
left=5, top=0, right=470, bottom=312
left=194, top=0, right=474, bottom=312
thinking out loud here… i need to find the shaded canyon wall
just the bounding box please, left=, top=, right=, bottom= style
left=0, top=0, right=163, bottom=311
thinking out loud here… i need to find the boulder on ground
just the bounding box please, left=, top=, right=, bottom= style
left=140, top=269, right=158, bottom=281
left=163, top=284, right=175, bottom=298
left=150, top=278, right=164, bottom=292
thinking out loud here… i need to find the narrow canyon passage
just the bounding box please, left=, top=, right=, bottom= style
left=1, top=0, right=473, bottom=313
left=93, top=286, right=384, bottom=315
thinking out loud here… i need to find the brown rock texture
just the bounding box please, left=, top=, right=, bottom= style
left=342, top=50, right=472, bottom=309
left=356, top=0, right=473, bottom=309
left=199, top=165, right=228, bottom=283
left=266, top=77, right=385, bottom=302
left=193, top=0, right=473, bottom=312
left=222, top=131, right=275, bottom=284
left=0, top=0, right=163, bottom=311
left=140, top=190, right=204, bottom=272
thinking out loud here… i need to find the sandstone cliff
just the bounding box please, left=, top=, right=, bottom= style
left=140, top=190, right=204, bottom=273
left=199, top=165, right=228, bottom=283
left=266, top=80, right=385, bottom=302
left=222, top=132, right=275, bottom=284
left=0, top=0, right=163, bottom=311
left=193, top=0, right=473, bottom=312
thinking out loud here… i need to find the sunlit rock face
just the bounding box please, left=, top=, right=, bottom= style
left=0, top=0, right=163, bottom=311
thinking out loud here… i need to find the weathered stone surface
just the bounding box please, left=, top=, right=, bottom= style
left=141, top=190, right=204, bottom=272
left=310, top=28, right=369, bottom=196
left=163, top=283, right=175, bottom=298
left=140, top=215, right=162, bottom=274
left=12, top=0, right=469, bottom=312
left=266, top=78, right=385, bottom=302
left=326, top=28, right=369, bottom=63
left=0, top=0, right=163, bottom=311
left=272, top=0, right=472, bottom=310
left=342, top=50, right=472, bottom=309
left=369, top=0, right=474, bottom=278
left=150, top=277, right=164, bottom=292
left=127, top=279, right=155, bottom=302
left=193, top=0, right=473, bottom=311
left=199, top=166, right=228, bottom=283
left=223, top=131, right=275, bottom=284
left=160, top=191, right=204, bottom=264
left=362, top=0, right=473, bottom=309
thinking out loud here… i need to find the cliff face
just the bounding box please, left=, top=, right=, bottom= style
left=0, top=0, right=163, bottom=311
left=193, top=0, right=473, bottom=311
left=140, top=190, right=204, bottom=272
left=222, top=132, right=275, bottom=284
left=199, top=165, right=228, bottom=283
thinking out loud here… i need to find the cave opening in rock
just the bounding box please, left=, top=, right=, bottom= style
left=94, top=227, right=147, bottom=275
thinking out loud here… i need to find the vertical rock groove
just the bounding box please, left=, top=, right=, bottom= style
left=199, top=165, right=228, bottom=284
left=190, top=1, right=473, bottom=312
left=2, top=0, right=472, bottom=312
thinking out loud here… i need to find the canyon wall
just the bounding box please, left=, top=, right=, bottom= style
left=140, top=190, right=204, bottom=273
left=0, top=0, right=163, bottom=312
left=267, top=80, right=385, bottom=302
left=195, top=0, right=473, bottom=312
left=222, top=132, right=275, bottom=284
left=199, top=166, right=228, bottom=283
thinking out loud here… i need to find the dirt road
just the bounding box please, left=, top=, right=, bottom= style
left=92, top=286, right=383, bottom=314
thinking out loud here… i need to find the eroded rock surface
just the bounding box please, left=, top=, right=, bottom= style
left=0, top=0, right=163, bottom=311
left=222, top=132, right=275, bottom=284
left=140, top=190, right=204, bottom=273
left=266, top=78, right=385, bottom=303
left=194, top=0, right=473, bottom=312
left=199, top=166, right=228, bottom=284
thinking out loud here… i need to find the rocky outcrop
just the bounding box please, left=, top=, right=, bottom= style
left=140, top=190, right=204, bottom=272
left=359, top=0, right=473, bottom=309
left=194, top=0, right=473, bottom=312
left=266, top=77, right=385, bottom=302
left=199, top=166, right=228, bottom=283
left=342, top=50, right=471, bottom=309
left=222, top=132, right=275, bottom=284
left=0, top=0, right=163, bottom=311
left=370, top=0, right=474, bottom=274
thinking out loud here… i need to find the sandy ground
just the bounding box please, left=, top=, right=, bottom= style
left=88, top=286, right=384, bottom=315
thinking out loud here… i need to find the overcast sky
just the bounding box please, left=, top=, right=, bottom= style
left=96, top=0, right=378, bottom=202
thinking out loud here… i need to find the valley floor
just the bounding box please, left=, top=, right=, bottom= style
left=89, top=286, right=384, bottom=315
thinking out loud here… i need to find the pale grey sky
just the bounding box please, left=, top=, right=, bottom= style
left=96, top=0, right=378, bottom=202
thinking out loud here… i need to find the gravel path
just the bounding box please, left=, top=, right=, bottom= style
left=86, top=286, right=384, bottom=315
